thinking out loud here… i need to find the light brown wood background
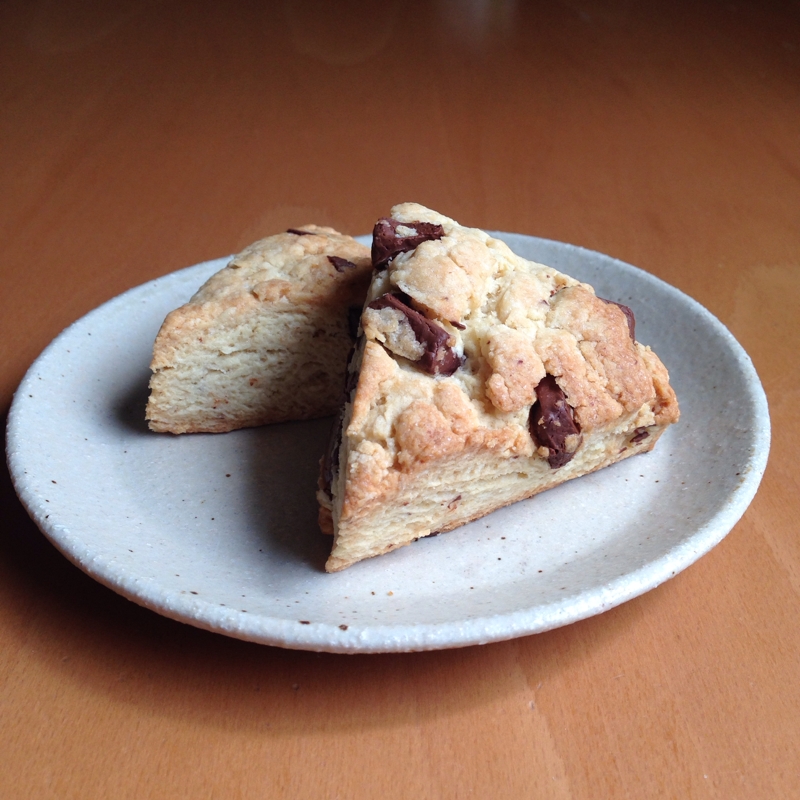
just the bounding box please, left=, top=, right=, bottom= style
left=2, top=1, right=798, bottom=797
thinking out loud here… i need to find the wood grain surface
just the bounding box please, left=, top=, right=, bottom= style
left=2, top=1, right=799, bottom=797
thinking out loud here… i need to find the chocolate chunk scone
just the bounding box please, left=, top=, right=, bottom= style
left=146, top=226, right=371, bottom=433
left=318, top=204, right=679, bottom=571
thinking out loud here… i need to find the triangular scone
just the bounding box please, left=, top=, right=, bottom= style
left=318, top=204, right=679, bottom=572
left=147, top=226, right=371, bottom=433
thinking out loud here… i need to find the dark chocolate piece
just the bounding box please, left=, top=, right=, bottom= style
left=286, top=228, right=317, bottom=236
left=529, top=375, right=582, bottom=468
left=368, top=293, right=461, bottom=376
left=599, top=297, right=636, bottom=341
left=371, top=217, right=445, bottom=270
left=328, top=255, right=357, bottom=272
left=630, top=427, right=650, bottom=444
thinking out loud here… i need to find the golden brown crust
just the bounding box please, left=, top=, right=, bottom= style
left=318, top=504, right=334, bottom=536
left=482, top=327, right=546, bottom=412
left=538, top=286, right=655, bottom=431
left=394, top=400, right=463, bottom=468
left=640, top=346, right=681, bottom=425
left=194, top=226, right=370, bottom=308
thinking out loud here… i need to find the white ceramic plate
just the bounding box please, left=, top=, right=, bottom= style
left=6, top=234, right=770, bottom=653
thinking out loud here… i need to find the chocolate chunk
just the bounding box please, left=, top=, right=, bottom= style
left=529, top=375, right=582, bottom=468
left=328, top=255, right=357, bottom=272
left=347, top=306, right=362, bottom=340
left=368, top=293, right=461, bottom=376
left=286, top=228, right=317, bottom=236
left=630, top=427, right=650, bottom=444
left=371, top=217, right=445, bottom=270
left=599, top=297, right=636, bottom=340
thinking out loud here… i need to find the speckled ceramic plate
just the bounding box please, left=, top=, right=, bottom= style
left=6, top=234, right=770, bottom=653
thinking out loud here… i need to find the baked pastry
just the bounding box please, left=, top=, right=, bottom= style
left=147, top=226, right=371, bottom=433
left=318, top=204, right=679, bottom=571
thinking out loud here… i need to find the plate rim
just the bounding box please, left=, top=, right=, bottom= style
left=5, top=234, right=771, bottom=653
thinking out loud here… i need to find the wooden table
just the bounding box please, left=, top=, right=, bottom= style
left=2, top=2, right=798, bottom=797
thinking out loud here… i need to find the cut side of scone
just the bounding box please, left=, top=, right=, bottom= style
left=317, top=204, right=679, bottom=572
left=147, top=226, right=371, bottom=433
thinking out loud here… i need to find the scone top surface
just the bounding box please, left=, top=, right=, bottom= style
left=323, top=204, right=679, bottom=571
left=357, top=202, right=677, bottom=443
left=185, top=225, right=370, bottom=314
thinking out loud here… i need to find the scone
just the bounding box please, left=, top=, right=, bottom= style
left=147, top=226, right=372, bottom=433
left=318, top=204, right=679, bottom=571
